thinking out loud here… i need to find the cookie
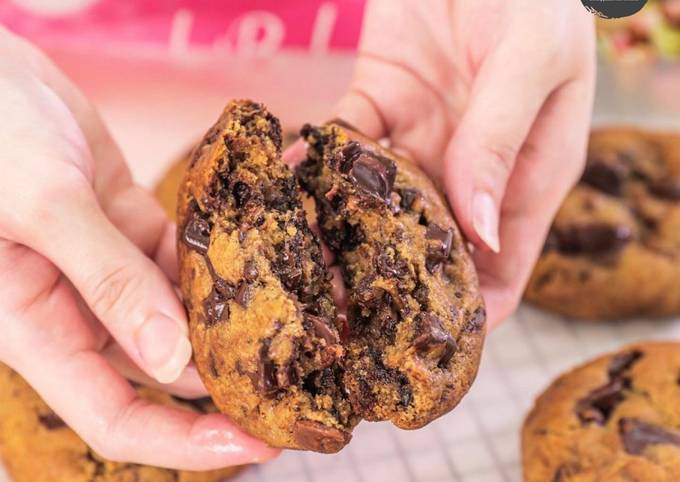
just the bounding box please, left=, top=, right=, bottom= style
left=298, top=120, right=485, bottom=429
left=177, top=100, right=357, bottom=453
left=0, top=363, right=241, bottom=482
left=525, top=128, right=680, bottom=320
left=522, top=342, right=680, bottom=482
left=177, top=101, right=485, bottom=452
left=155, top=132, right=298, bottom=222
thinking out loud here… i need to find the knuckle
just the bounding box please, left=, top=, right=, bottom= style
left=87, top=264, right=143, bottom=321
left=485, top=142, right=517, bottom=179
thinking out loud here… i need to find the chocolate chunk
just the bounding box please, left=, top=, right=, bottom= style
left=399, top=188, right=419, bottom=210
left=235, top=282, right=252, bottom=307
left=38, top=412, right=66, bottom=430
left=464, top=307, right=486, bottom=333
left=555, top=223, right=633, bottom=254
left=608, top=350, right=643, bottom=378
left=398, top=379, right=413, bottom=407
left=425, top=224, right=454, bottom=273
left=413, top=313, right=457, bottom=367
left=243, top=260, right=259, bottom=282
left=349, top=151, right=397, bottom=201
left=273, top=247, right=303, bottom=290
left=619, top=418, right=680, bottom=455
left=339, top=141, right=362, bottom=173
left=249, top=338, right=278, bottom=397
left=575, top=378, right=628, bottom=425
left=182, top=213, right=211, bottom=255
left=305, top=313, right=339, bottom=345
left=232, top=181, right=251, bottom=208
left=582, top=158, right=629, bottom=196
left=649, top=178, right=680, bottom=200
left=376, top=252, right=410, bottom=278
left=292, top=419, right=351, bottom=453
left=214, top=278, right=237, bottom=299
left=551, top=464, right=581, bottom=482
left=202, top=275, right=236, bottom=326
left=202, top=287, right=229, bottom=326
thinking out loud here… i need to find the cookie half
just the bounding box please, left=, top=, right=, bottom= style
left=525, top=128, right=680, bottom=320
left=522, top=342, right=680, bottom=482
left=298, top=121, right=486, bottom=429
left=177, top=101, right=356, bottom=452
left=0, top=364, right=240, bottom=482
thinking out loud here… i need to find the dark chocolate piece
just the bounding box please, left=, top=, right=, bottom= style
left=38, top=412, right=66, bottom=430
left=619, top=418, right=680, bottom=455
left=582, top=158, right=629, bottom=196
left=182, top=214, right=211, bottom=255
left=608, top=350, right=643, bottom=378
left=650, top=178, right=680, bottom=200
left=292, top=419, right=351, bottom=454
left=575, top=378, right=628, bottom=425
left=349, top=152, right=397, bottom=201
left=413, top=313, right=457, bottom=367
left=554, top=223, right=633, bottom=254
left=305, top=313, right=339, bottom=345
left=425, top=224, right=454, bottom=273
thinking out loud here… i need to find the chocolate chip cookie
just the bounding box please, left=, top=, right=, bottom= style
left=177, top=102, right=485, bottom=452
left=178, top=101, right=357, bottom=453
left=298, top=120, right=485, bottom=429
left=0, top=363, right=241, bottom=482
left=522, top=342, right=680, bottom=482
left=525, top=128, right=680, bottom=320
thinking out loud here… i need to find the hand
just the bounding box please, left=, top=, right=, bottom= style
left=0, top=28, right=278, bottom=469
left=333, top=0, right=596, bottom=328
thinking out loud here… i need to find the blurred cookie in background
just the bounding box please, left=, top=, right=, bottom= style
left=525, top=128, right=680, bottom=320
left=522, top=341, right=680, bottom=482
left=0, top=364, right=242, bottom=482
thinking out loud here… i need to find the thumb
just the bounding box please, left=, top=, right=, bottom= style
left=21, top=182, right=191, bottom=385
left=444, top=50, right=558, bottom=254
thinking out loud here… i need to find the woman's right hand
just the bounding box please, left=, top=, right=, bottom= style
left=0, top=27, right=279, bottom=469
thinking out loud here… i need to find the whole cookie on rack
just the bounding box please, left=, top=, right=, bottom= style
left=299, top=120, right=485, bottom=429
left=177, top=101, right=357, bottom=453
left=0, top=364, right=241, bottom=482
left=522, top=341, right=680, bottom=482
left=525, top=128, right=680, bottom=320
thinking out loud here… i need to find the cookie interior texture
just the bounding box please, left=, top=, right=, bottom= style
left=298, top=121, right=485, bottom=428
left=0, top=364, right=241, bottom=482
left=522, top=342, right=680, bottom=482
left=525, top=128, right=680, bottom=320
left=177, top=100, right=485, bottom=452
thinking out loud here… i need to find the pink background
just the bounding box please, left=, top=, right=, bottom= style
left=0, top=0, right=365, bottom=185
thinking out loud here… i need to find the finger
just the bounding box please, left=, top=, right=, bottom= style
left=476, top=77, right=594, bottom=328
left=333, top=87, right=389, bottom=140
left=5, top=284, right=278, bottom=469
left=103, top=342, right=208, bottom=399
left=443, top=40, right=566, bottom=254
left=19, top=178, right=192, bottom=384
left=105, top=184, right=180, bottom=284
left=329, top=266, right=348, bottom=312
left=282, top=138, right=307, bottom=168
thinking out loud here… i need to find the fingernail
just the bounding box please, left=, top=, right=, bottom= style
left=135, top=314, right=192, bottom=383
left=472, top=191, right=501, bottom=253
left=191, top=415, right=281, bottom=463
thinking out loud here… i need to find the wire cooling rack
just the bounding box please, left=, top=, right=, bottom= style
left=229, top=306, right=680, bottom=482
left=6, top=304, right=675, bottom=482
